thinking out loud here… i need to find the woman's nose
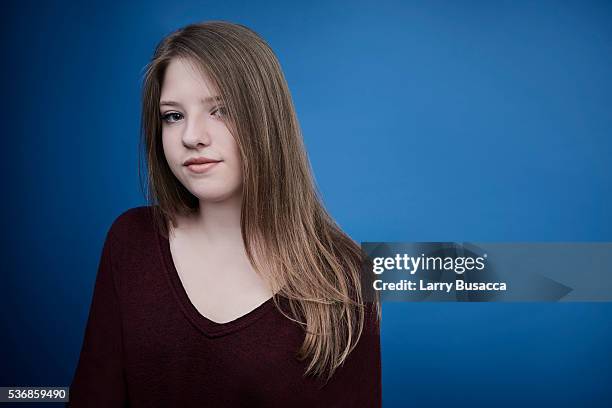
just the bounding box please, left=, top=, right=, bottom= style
left=182, top=115, right=212, bottom=147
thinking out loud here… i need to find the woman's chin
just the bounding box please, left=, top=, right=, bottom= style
left=191, top=189, right=242, bottom=204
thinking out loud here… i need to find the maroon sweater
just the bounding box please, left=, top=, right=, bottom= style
left=68, top=206, right=382, bottom=407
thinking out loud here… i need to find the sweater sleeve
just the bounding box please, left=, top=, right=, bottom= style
left=319, top=302, right=383, bottom=407
left=67, top=228, right=128, bottom=407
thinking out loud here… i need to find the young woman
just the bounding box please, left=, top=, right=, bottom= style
left=68, top=21, right=382, bottom=407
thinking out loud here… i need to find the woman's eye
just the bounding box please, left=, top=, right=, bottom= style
left=161, top=112, right=183, bottom=123
left=211, top=106, right=227, bottom=118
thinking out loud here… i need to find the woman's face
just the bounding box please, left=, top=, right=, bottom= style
left=160, top=57, right=242, bottom=203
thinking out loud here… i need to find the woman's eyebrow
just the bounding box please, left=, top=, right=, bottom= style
left=159, top=96, right=222, bottom=107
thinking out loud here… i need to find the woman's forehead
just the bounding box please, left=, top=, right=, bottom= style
left=160, top=58, right=221, bottom=105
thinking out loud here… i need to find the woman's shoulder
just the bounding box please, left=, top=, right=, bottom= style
left=362, top=301, right=382, bottom=334
left=106, top=205, right=157, bottom=244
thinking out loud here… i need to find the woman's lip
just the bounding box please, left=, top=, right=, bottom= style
left=185, top=161, right=221, bottom=174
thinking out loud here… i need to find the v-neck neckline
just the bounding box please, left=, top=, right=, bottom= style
left=156, top=224, right=276, bottom=338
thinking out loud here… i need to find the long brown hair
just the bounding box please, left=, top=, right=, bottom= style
left=138, top=20, right=381, bottom=382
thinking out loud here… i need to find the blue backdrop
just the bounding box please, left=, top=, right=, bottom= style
left=2, top=1, right=611, bottom=407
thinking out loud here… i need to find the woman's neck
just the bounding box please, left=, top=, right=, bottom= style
left=176, top=193, right=244, bottom=248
